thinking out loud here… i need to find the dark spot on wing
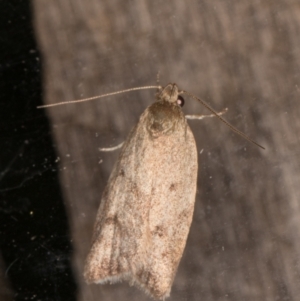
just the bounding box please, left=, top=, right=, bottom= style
left=153, top=225, right=164, bottom=237
left=169, top=183, right=176, bottom=191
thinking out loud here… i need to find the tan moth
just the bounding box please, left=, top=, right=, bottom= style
left=38, top=83, right=264, bottom=300
left=85, top=84, right=197, bottom=300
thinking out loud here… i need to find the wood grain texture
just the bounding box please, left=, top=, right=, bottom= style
left=32, top=1, right=300, bottom=300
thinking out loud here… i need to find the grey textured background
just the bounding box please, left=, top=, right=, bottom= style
left=33, top=1, right=299, bottom=300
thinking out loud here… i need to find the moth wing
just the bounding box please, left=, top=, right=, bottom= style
left=84, top=104, right=198, bottom=300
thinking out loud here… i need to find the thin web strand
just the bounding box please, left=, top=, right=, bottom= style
left=183, top=90, right=265, bottom=150
left=37, top=86, right=161, bottom=108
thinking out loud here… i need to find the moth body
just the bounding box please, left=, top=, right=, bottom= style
left=84, top=84, right=198, bottom=300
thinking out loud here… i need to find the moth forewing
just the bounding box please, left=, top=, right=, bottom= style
left=84, top=84, right=198, bottom=300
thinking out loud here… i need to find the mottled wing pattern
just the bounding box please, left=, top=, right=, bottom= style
left=84, top=96, right=198, bottom=300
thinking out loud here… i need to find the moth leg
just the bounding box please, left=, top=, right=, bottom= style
left=98, top=142, right=124, bottom=152
left=185, top=107, right=228, bottom=120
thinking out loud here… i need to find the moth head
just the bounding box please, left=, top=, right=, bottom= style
left=157, top=83, right=185, bottom=107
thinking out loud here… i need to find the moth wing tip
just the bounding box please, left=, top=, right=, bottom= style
left=132, top=277, right=171, bottom=300
left=84, top=269, right=172, bottom=300
left=84, top=272, right=131, bottom=285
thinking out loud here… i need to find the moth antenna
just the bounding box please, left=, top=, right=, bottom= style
left=182, top=90, right=265, bottom=150
left=37, top=86, right=160, bottom=109
left=156, top=71, right=160, bottom=86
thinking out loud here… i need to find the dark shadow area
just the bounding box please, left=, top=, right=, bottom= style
left=0, top=1, right=77, bottom=300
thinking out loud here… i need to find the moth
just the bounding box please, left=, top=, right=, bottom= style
left=84, top=83, right=197, bottom=300
left=38, top=83, right=264, bottom=300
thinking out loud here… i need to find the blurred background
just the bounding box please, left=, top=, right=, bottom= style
left=1, top=0, right=299, bottom=300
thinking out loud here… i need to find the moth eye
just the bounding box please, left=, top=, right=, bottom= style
left=177, top=95, right=185, bottom=107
